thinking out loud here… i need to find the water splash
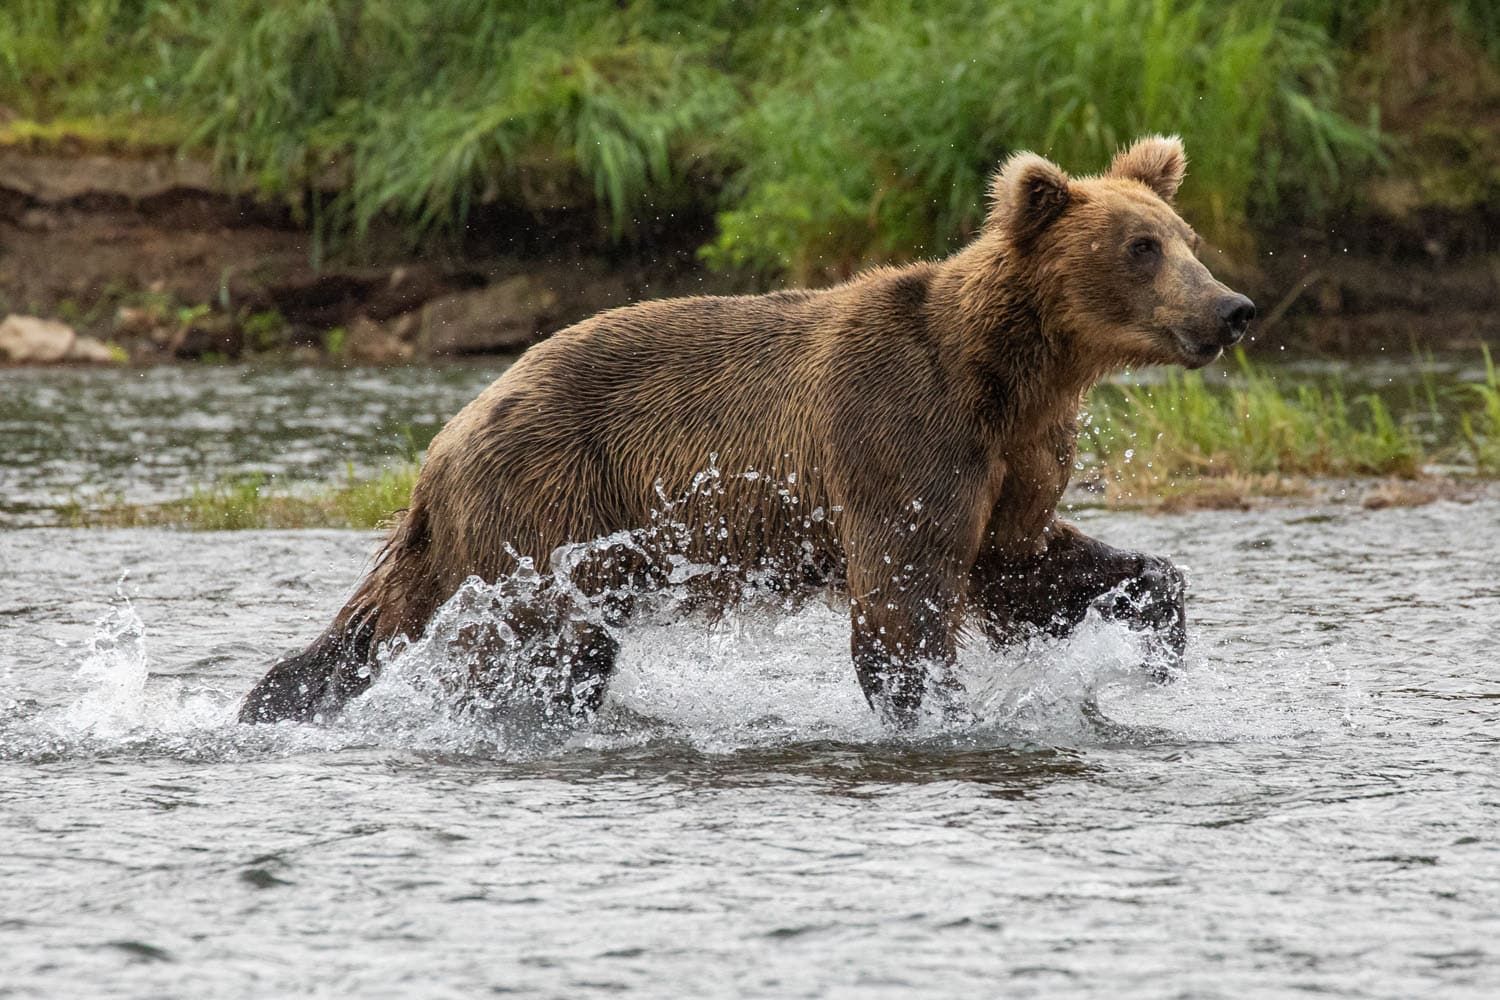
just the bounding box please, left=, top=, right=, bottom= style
left=56, top=581, right=155, bottom=738
left=341, top=551, right=1179, bottom=755
left=50, top=578, right=228, bottom=746
left=3, top=538, right=1368, bottom=764
left=4, top=581, right=334, bottom=760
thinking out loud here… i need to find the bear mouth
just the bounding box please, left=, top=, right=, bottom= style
left=1172, top=332, right=1223, bottom=368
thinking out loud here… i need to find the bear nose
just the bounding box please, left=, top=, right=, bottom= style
left=1217, top=293, right=1256, bottom=343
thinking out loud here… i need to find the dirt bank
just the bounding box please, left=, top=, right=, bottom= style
left=0, top=146, right=754, bottom=364
left=2, top=147, right=1496, bottom=365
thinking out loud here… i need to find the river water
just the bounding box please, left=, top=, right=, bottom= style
left=2, top=366, right=1498, bottom=998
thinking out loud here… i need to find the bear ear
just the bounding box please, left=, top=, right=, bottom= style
left=1108, top=134, right=1187, bottom=202
left=986, top=151, right=1072, bottom=249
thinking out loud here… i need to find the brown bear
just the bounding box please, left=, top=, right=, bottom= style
left=239, top=135, right=1254, bottom=727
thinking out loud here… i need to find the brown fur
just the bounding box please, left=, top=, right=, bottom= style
left=239, top=136, right=1251, bottom=726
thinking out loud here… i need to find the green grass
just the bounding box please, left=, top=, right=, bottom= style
left=332, top=462, right=420, bottom=529
left=1081, top=350, right=1449, bottom=504
left=705, top=0, right=1383, bottom=277
left=1077, top=346, right=1500, bottom=506
left=69, top=464, right=420, bottom=530
left=1460, top=346, right=1500, bottom=474
left=9, top=0, right=1493, bottom=274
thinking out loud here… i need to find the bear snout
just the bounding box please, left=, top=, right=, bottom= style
left=1216, top=293, right=1256, bottom=344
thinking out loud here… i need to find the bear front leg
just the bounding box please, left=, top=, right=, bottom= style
left=971, top=521, right=1186, bottom=667
left=843, top=511, right=976, bottom=728
left=848, top=593, right=960, bottom=728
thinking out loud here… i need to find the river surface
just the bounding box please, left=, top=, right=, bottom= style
left=2, top=365, right=1499, bottom=998
left=0, top=365, right=501, bottom=525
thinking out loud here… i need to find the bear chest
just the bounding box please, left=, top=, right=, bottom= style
left=987, top=426, right=1076, bottom=549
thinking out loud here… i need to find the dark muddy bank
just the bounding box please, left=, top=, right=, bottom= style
left=0, top=148, right=754, bottom=365
left=3, top=148, right=1497, bottom=368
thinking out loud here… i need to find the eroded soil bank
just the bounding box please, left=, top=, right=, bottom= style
left=0, top=147, right=754, bottom=365
left=3, top=148, right=1497, bottom=367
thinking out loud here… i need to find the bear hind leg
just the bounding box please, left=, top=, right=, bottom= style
left=468, top=611, right=620, bottom=724
left=556, top=621, right=619, bottom=718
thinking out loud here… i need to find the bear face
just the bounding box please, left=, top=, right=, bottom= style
left=989, top=135, right=1254, bottom=373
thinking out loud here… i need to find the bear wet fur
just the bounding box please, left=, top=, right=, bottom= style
left=240, top=136, right=1253, bottom=727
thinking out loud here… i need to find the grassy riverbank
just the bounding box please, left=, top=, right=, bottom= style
left=59, top=464, right=419, bottom=530
left=59, top=351, right=1500, bottom=529
left=1086, top=349, right=1500, bottom=506
left=4, top=1, right=1497, bottom=279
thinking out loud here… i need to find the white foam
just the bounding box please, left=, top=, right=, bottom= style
left=55, top=587, right=222, bottom=742
left=15, top=550, right=1368, bottom=762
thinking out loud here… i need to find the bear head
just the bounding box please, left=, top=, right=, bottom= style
left=987, top=135, right=1255, bottom=371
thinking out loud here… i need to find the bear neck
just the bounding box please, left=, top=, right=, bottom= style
left=929, top=240, right=1102, bottom=438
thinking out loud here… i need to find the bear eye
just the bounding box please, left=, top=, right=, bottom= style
left=1129, top=237, right=1160, bottom=260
